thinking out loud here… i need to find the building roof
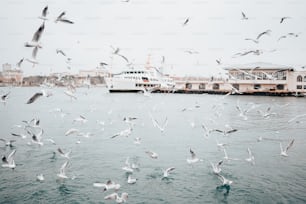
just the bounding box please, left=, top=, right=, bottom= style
left=223, top=62, right=294, bottom=70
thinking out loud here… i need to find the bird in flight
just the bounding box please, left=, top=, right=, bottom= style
left=241, top=12, right=248, bottom=20
left=55, top=11, right=74, bottom=24
left=38, top=5, right=48, bottom=21
left=182, top=18, right=189, bottom=26
left=256, top=30, right=272, bottom=40
left=280, top=17, right=290, bottom=24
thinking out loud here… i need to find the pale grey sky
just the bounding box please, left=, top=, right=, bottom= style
left=1, top=0, right=306, bottom=76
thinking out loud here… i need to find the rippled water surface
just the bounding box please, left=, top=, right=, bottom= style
left=1, top=87, right=306, bottom=204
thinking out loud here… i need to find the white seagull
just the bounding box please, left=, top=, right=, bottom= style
left=187, top=148, right=201, bottom=164
left=57, top=160, right=69, bottom=179
left=127, top=175, right=137, bottom=184
left=280, top=139, right=294, bottom=157
left=55, top=11, right=74, bottom=24
left=104, top=192, right=128, bottom=203
left=25, top=22, right=45, bottom=48
left=145, top=150, right=158, bottom=159
left=217, top=174, right=233, bottom=186
left=210, top=160, right=223, bottom=174
left=163, top=167, right=175, bottom=178
left=36, top=174, right=45, bottom=181
left=0, top=139, right=16, bottom=147
left=38, top=6, right=48, bottom=21
left=111, top=127, right=133, bottom=139
left=2, top=149, right=16, bottom=169
left=245, top=147, right=255, bottom=165
left=26, top=90, right=52, bottom=104
left=93, top=180, right=121, bottom=192
left=65, top=128, right=79, bottom=136
left=57, top=148, right=71, bottom=159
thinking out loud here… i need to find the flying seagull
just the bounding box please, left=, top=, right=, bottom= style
left=183, top=18, right=189, bottom=26
left=280, top=17, right=290, bottom=24
left=26, top=47, right=39, bottom=67
left=57, top=148, right=71, bottom=159
left=145, top=150, right=158, bottom=159
left=210, top=160, right=223, bottom=174
left=38, top=5, right=48, bottom=21
left=55, top=11, right=74, bottom=24
left=244, top=38, right=259, bottom=44
left=56, top=49, right=66, bottom=57
left=104, top=192, right=128, bottom=203
left=241, top=12, right=248, bottom=20
left=187, top=148, right=201, bottom=164
left=25, top=22, right=45, bottom=48
left=16, top=58, right=24, bottom=68
left=2, top=149, right=16, bottom=169
left=280, top=139, right=294, bottom=157
left=0, top=139, right=16, bottom=147
left=1, top=92, right=10, bottom=104
left=26, top=90, right=52, bottom=104
left=163, top=167, right=175, bottom=178
left=57, top=160, right=69, bottom=179
left=256, top=30, right=271, bottom=40
left=245, top=147, right=255, bottom=165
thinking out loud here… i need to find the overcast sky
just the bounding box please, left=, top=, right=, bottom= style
left=1, top=0, right=306, bottom=76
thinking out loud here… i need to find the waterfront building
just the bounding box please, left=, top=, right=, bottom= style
left=0, top=63, right=23, bottom=85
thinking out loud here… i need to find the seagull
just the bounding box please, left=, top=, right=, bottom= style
left=122, top=157, right=133, bottom=173
left=38, top=5, right=48, bottom=21
left=1, top=92, right=10, bottom=104
left=244, top=38, right=259, bottom=44
left=57, top=160, right=69, bottom=179
left=65, top=128, right=79, bottom=136
left=46, top=138, right=56, bottom=145
left=257, top=107, right=276, bottom=119
left=104, top=192, right=128, bottom=203
left=245, top=147, right=255, bottom=165
left=256, top=30, right=271, bottom=40
left=182, top=18, right=189, bottom=26
left=210, top=160, right=223, bottom=174
left=127, top=175, right=137, bottom=184
left=201, top=123, right=213, bottom=138
left=73, top=115, right=87, bottom=124
left=93, top=180, right=121, bottom=192
left=64, top=90, right=77, bottom=100
left=36, top=174, right=45, bottom=181
left=277, top=35, right=287, bottom=41
left=150, top=115, right=168, bottom=133
left=241, top=12, right=248, bottom=20
left=55, top=11, right=74, bottom=24
left=30, top=128, right=44, bottom=146
left=280, top=17, right=290, bottom=24
left=0, top=139, right=16, bottom=147
left=24, top=22, right=45, bottom=48
left=233, top=50, right=262, bottom=58
left=111, top=127, right=133, bottom=139
left=185, top=50, right=199, bottom=54
left=26, top=90, right=52, bottom=104
left=145, top=150, right=158, bottom=159
left=2, top=149, right=16, bottom=169
left=123, top=117, right=137, bottom=124
left=187, top=148, right=201, bottom=164
left=26, top=47, right=39, bottom=67
left=56, top=49, right=66, bottom=57
left=217, top=174, right=233, bottom=186
left=16, top=58, right=24, bottom=68
left=57, top=148, right=71, bottom=159
left=216, top=59, right=221, bottom=65
left=213, top=128, right=237, bottom=137
left=280, top=139, right=294, bottom=157
left=134, top=137, right=141, bottom=145
left=163, top=167, right=175, bottom=178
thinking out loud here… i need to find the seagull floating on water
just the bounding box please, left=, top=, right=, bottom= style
left=93, top=180, right=121, bottom=192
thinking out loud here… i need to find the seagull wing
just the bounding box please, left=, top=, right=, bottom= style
left=7, top=149, right=16, bottom=163
left=117, top=54, right=129, bottom=63
left=32, top=47, right=39, bottom=59
left=59, top=18, right=74, bottom=24
left=26, top=92, right=43, bottom=104
left=32, top=22, right=45, bottom=42
left=42, top=6, right=48, bottom=17
left=57, top=11, right=66, bottom=20
left=190, top=148, right=196, bottom=159
left=286, top=139, right=294, bottom=152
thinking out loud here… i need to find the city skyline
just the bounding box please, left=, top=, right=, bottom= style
left=1, top=0, right=306, bottom=76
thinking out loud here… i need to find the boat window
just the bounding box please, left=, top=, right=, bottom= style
left=304, top=85, right=306, bottom=89
left=297, top=75, right=302, bottom=82
left=276, top=84, right=284, bottom=90
left=297, top=85, right=302, bottom=89
left=254, top=84, right=261, bottom=90
left=199, top=83, right=205, bottom=90
left=185, top=83, right=192, bottom=89
left=304, top=76, right=306, bottom=82
left=213, top=83, right=219, bottom=90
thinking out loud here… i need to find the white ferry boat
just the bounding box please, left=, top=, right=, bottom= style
left=105, top=67, right=175, bottom=93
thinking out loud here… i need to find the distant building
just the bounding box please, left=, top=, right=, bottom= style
left=0, top=63, right=23, bottom=85
left=224, top=62, right=306, bottom=95
left=78, top=69, right=109, bottom=77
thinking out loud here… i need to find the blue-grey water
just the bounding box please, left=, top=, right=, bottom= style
left=1, top=87, right=306, bottom=204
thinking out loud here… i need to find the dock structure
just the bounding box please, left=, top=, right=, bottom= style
left=169, top=63, right=306, bottom=96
